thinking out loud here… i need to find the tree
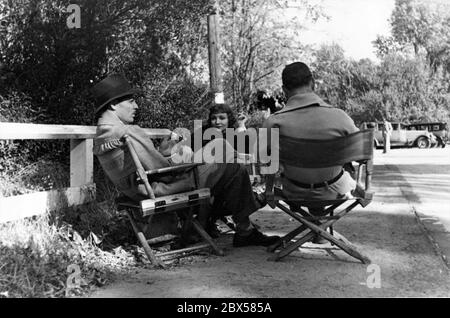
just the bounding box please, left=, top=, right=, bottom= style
left=374, top=0, right=450, bottom=74
left=308, top=42, right=450, bottom=125
left=0, top=0, right=212, bottom=128
left=312, top=43, right=378, bottom=115
left=0, top=0, right=214, bottom=171
left=219, top=0, right=326, bottom=112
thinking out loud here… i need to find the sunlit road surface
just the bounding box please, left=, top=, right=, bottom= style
left=374, top=147, right=450, bottom=265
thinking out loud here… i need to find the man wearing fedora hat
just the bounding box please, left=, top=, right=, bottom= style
left=92, top=74, right=279, bottom=247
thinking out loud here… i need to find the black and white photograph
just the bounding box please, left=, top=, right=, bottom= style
left=0, top=0, right=449, bottom=301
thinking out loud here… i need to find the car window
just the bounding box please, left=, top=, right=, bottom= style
left=433, top=125, right=440, bottom=131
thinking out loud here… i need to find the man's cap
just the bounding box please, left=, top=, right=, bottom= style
left=91, top=74, right=141, bottom=114
left=282, top=62, right=313, bottom=89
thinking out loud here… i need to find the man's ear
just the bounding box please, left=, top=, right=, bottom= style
left=109, top=102, right=118, bottom=111
left=310, top=78, right=315, bottom=91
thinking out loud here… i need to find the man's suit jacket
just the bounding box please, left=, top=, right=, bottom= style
left=94, top=110, right=194, bottom=200
left=262, top=92, right=359, bottom=200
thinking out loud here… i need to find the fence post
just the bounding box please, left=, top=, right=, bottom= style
left=70, top=139, right=93, bottom=187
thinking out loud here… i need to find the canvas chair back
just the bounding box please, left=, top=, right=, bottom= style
left=278, top=129, right=374, bottom=169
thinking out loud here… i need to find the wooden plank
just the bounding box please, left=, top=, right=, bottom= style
left=0, top=123, right=171, bottom=140
left=70, top=139, right=93, bottom=187
left=0, top=184, right=96, bottom=224
left=143, top=128, right=172, bottom=139
left=0, top=123, right=97, bottom=139
left=208, top=12, right=224, bottom=104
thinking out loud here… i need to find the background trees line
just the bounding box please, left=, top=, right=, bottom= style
left=0, top=0, right=449, bottom=172
left=313, top=0, right=450, bottom=124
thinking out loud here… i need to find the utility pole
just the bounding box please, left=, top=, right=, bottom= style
left=208, top=1, right=224, bottom=105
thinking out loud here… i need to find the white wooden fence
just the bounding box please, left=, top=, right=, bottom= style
left=0, top=123, right=170, bottom=224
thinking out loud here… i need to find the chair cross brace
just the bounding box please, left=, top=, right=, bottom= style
left=267, top=200, right=371, bottom=264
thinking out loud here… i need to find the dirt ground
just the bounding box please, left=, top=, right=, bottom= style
left=88, top=151, right=450, bottom=298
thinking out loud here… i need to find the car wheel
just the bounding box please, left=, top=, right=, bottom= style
left=416, top=137, right=430, bottom=149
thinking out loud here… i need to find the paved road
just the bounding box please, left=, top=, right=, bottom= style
left=375, top=147, right=450, bottom=268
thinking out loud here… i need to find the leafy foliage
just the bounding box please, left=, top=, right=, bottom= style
left=219, top=0, right=326, bottom=112
left=311, top=0, right=450, bottom=126
left=374, top=0, right=450, bottom=74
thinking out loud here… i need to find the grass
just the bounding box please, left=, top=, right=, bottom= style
left=0, top=213, right=142, bottom=298
left=0, top=158, right=149, bottom=298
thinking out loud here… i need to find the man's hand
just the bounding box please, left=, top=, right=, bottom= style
left=236, top=113, right=248, bottom=133
left=159, top=134, right=178, bottom=157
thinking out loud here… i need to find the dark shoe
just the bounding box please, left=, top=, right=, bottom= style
left=312, top=234, right=328, bottom=244
left=233, top=229, right=280, bottom=247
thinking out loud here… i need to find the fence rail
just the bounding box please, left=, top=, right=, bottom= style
left=0, top=122, right=171, bottom=224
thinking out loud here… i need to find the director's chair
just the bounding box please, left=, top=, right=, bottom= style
left=115, top=135, right=224, bottom=268
left=265, top=130, right=375, bottom=264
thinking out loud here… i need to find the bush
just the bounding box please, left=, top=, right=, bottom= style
left=0, top=214, right=133, bottom=298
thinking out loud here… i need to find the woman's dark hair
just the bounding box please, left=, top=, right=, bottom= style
left=207, top=103, right=237, bottom=129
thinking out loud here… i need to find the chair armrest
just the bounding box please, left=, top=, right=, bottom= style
left=364, top=158, right=374, bottom=193
left=144, top=162, right=205, bottom=176
left=352, top=159, right=374, bottom=207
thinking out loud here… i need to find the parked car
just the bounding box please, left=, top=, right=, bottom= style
left=360, top=122, right=436, bottom=149
left=405, top=122, right=448, bottom=148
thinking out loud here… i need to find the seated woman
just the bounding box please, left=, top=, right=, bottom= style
left=194, top=103, right=253, bottom=154
left=191, top=103, right=265, bottom=237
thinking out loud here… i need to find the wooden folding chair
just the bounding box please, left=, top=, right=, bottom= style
left=115, top=135, right=224, bottom=268
left=265, top=130, right=375, bottom=264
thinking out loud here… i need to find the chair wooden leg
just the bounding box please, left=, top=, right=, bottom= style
left=332, top=230, right=371, bottom=263
left=126, top=211, right=166, bottom=269
left=268, top=230, right=316, bottom=261
left=180, top=208, right=194, bottom=240
left=267, top=224, right=308, bottom=252
left=157, top=243, right=211, bottom=259
left=269, top=202, right=370, bottom=263
left=332, top=230, right=352, bottom=245
left=299, top=218, right=371, bottom=264
left=191, top=218, right=224, bottom=256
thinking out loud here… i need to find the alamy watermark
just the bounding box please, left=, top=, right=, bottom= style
left=66, top=4, right=81, bottom=29
left=361, top=264, right=381, bottom=289
left=65, top=264, right=84, bottom=297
